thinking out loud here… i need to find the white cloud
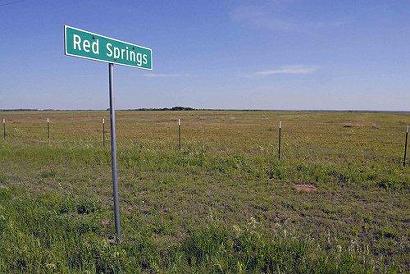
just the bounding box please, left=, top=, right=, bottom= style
left=254, top=65, right=319, bottom=76
left=230, top=5, right=296, bottom=31
left=230, top=3, right=348, bottom=32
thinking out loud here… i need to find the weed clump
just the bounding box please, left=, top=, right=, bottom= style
left=76, top=199, right=99, bottom=215
left=0, top=188, right=384, bottom=273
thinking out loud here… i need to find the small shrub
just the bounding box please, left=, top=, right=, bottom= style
left=0, top=174, right=7, bottom=184
left=377, top=179, right=395, bottom=190
left=378, top=226, right=397, bottom=239
left=76, top=199, right=99, bottom=215
left=40, top=170, right=56, bottom=179
left=329, top=170, right=349, bottom=185
left=0, top=214, right=6, bottom=234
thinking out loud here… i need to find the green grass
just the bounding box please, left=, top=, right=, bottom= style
left=0, top=110, right=409, bottom=272
left=0, top=187, right=377, bottom=273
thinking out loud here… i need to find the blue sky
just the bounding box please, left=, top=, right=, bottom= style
left=0, top=0, right=409, bottom=110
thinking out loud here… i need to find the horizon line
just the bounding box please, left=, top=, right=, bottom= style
left=1, top=108, right=409, bottom=113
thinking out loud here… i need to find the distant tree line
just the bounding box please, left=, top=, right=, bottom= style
left=1, top=107, right=197, bottom=112
left=2, top=108, right=408, bottom=113
left=123, top=106, right=196, bottom=111
left=0, top=109, right=42, bottom=112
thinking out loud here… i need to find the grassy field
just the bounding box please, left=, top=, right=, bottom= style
left=0, top=110, right=409, bottom=273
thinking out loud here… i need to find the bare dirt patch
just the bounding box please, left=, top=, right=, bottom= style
left=342, top=122, right=379, bottom=129
left=294, top=184, right=317, bottom=193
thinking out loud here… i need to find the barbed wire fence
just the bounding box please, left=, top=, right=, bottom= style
left=0, top=114, right=408, bottom=167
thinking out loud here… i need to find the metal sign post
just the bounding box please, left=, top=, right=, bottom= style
left=64, top=25, right=152, bottom=243
left=178, top=119, right=181, bottom=150
left=47, top=118, right=50, bottom=144
left=102, top=118, right=106, bottom=147
left=108, top=63, right=121, bottom=242
left=2, top=118, right=5, bottom=140
left=404, top=126, right=409, bottom=167
left=278, top=121, right=282, bottom=160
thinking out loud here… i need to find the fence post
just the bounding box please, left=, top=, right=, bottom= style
left=404, top=126, right=409, bottom=167
left=178, top=118, right=181, bottom=150
left=2, top=118, right=5, bottom=140
left=47, top=118, right=50, bottom=144
left=278, top=121, right=282, bottom=160
left=102, top=118, right=105, bottom=147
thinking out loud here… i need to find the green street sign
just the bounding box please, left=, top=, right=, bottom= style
left=64, top=25, right=154, bottom=242
left=64, top=25, right=152, bottom=70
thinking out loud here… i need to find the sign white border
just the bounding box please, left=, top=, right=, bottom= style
left=64, top=25, right=153, bottom=70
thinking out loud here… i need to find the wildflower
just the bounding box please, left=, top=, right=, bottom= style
left=101, top=239, right=109, bottom=248
left=46, top=263, right=56, bottom=270
left=248, top=217, right=257, bottom=228
left=233, top=225, right=242, bottom=237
